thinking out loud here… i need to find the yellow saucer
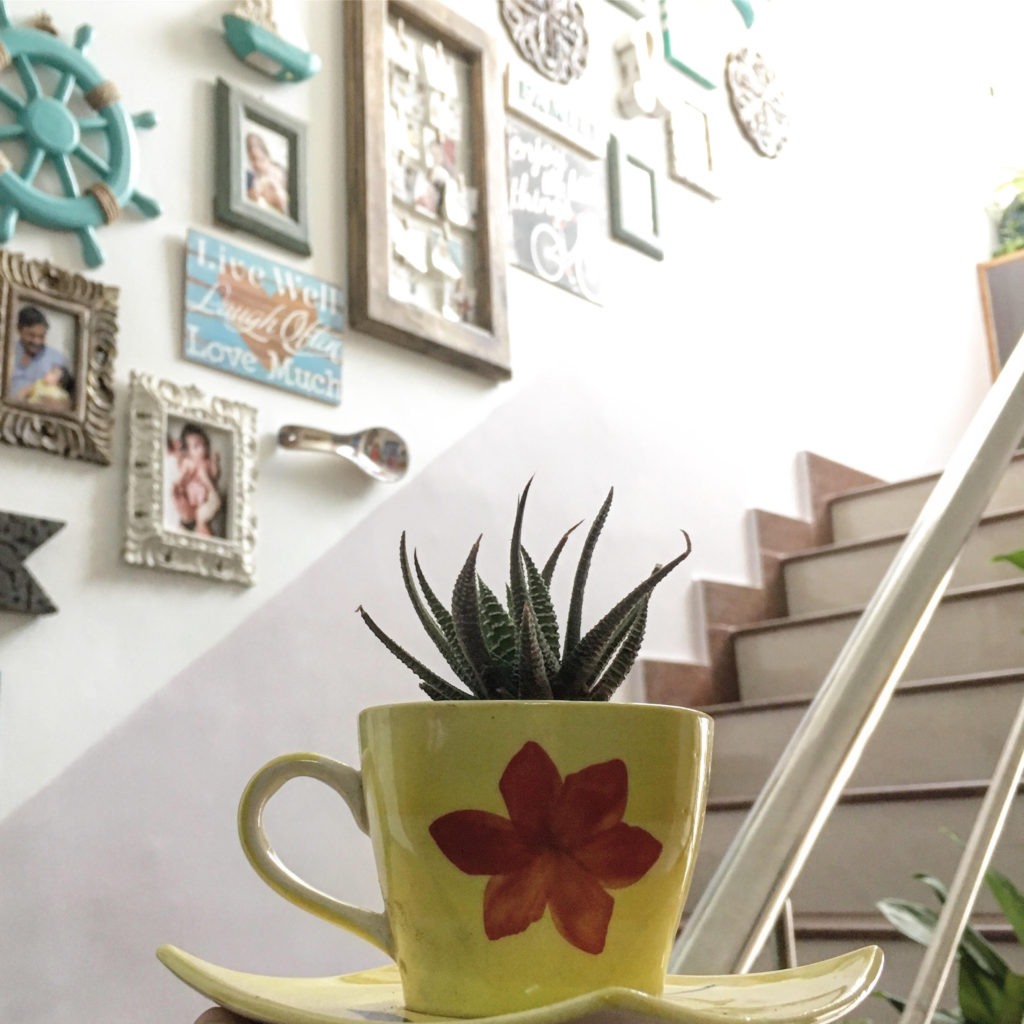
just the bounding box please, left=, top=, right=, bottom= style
left=157, top=944, right=883, bottom=1024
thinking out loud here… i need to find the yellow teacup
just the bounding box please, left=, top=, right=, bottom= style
left=238, top=701, right=712, bottom=1017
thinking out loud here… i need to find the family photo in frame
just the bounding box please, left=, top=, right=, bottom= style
left=0, top=252, right=119, bottom=464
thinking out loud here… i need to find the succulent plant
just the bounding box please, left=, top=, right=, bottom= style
left=357, top=480, right=692, bottom=701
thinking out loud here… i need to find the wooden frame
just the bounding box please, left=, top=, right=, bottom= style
left=607, top=135, right=664, bottom=261
left=0, top=251, right=118, bottom=464
left=344, top=0, right=511, bottom=379
left=214, top=77, right=311, bottom=256
left=978, top=248, right=1024, bottom=380
left=123, top=371, right=258, bottom=586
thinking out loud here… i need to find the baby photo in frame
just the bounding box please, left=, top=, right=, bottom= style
left=0, top=253, right=119, bottom=464
left=124, top=371, right=257, bottom=586
left=214, top=78, right=311, bottom=256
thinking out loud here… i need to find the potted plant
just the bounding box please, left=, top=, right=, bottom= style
left=233, top=480, right=714, bottom=1017
left=875, top=850, right=1024, bottom=1023
left=356, top=478, right=692, bottom=702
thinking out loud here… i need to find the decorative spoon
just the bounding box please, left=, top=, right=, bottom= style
left=277, top=424, right=409, bottom=483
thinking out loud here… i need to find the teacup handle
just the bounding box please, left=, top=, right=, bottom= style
left=237, top=752, right=394, bottom=956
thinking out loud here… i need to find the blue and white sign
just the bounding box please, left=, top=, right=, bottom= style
left=184, top=229, right=344, bottom=404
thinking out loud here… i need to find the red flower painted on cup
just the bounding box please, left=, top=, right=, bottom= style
left=428, top=741, right=662, bottom=954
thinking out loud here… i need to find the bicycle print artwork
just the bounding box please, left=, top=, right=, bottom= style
left=506, top=119, right=605, bottom=304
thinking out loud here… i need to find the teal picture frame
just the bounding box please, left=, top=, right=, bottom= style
left=213, top=78, right=311, bottom=256
left=607, top=135, right=663, bottom=261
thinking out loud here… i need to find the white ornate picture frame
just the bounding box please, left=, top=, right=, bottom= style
left=123, top=371, right=258, bottom=585
left=666, top=99, right=720, bottom=200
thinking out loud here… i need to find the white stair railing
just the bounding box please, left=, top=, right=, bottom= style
left=671, top=331, right=1024, bottom=978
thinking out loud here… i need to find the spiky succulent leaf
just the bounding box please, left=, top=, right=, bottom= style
left=563, top=487, right=613, bottom=659
left=478, top=577, right=516, bottom=666
left=400, top=533, right=474, bottom=687
left=560, top=534, right=692, bottom=693
left=357, top=606, right=473, bottom=700
left=508, top=479, right=533, bottom=632
left=450, top=537, right=492, bottom=696
left=589, top=596, right=650, bottom=701
left=541, top=521, right=582, bottom=585
left=413, top=550, right=470, bottom=679
left=515, top=601, right=554, bottom=699
left=521, top=547, right=560, bottom=658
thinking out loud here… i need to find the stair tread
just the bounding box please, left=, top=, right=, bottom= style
left=825, top=450, right=1024, bottom=513
left=782, top=503, right=1024, bottom=566
left=703, top=667, right=1024, bottom=717
left=731, top=576, right=1024, bottom=638
left=679, top=910, right=1014, bottom=937
left=707, top=777, right=1023, bottom=812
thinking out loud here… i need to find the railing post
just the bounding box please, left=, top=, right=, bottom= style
left=898, top=696, right=1024, bottom=1024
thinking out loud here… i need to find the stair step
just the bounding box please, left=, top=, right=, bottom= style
left=687, top=782, right=1024, bottom=920
left=784, top=508, right=1024, bottom=616
left=706, top=671, right=1024, bottom=800
left=827, top=453, right=1024, bottom=544
left=734, top=580, right=1024, bottom=702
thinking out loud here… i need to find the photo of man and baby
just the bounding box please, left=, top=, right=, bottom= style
left=3, top=302, right=78, bottom=414
left=243, top=120, right=291, bottom=220
left=164, top=417, right=231, bottom=540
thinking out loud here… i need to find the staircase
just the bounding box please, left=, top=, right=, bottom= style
left=644, top=452, right=1024, bottom=1014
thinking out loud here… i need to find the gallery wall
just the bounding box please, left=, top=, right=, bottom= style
left=0, top=0, right=1020, bottom=1020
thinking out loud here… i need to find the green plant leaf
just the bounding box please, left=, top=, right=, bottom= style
left=958, top=958, right=1024, bottom=1024
left=985, top=865, right=1024, bottom=945
left=477, top=577, right=516, bottom=668
left=450, top=537, right=492, bottom=697
left=992, top=550, right=1024, bottom=571
left=541, top=520, right=582, bottom=585
left=516, top=601, right=554, bottom=699
left=400, top=533, right=475, bottom=688
left=356, top=606, right=473, bottom=701
left=508, top=479, right=533, bottom=634
left=589, top=593, right=649, bottom=701
left=877, top=896, right=1007, bottom=981
left=521, top=547, right=561, bottom=658
left=876, top=897, right=939, bottom=946
left=561, top=536, right=692, bottom=693
left=563, top=487, right=614, bottom=660
left=412, top=550, right=473, bottom=683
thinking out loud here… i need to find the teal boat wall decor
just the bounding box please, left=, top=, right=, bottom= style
left=0, top=1, right=160, bottom=267
left=658, top=0, right=755, bottom=89
left=222, top=1, right=321, bottom=83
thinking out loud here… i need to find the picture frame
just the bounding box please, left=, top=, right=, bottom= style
left=978, top=248, right=1024, bottom=380
left=123, top=371, right=258, bottom=586
left=214, top=77, right=311, bottom=256
left=607, top=135, right=664, bottom=260
left=0, top=251, right=118, bottom=464
left=344, top=0, right=511, bottom=379
left=666, top=99, right=720, bottom=200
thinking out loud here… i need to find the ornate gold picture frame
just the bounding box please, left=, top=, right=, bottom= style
left=0, top=251, right=118, bottom=464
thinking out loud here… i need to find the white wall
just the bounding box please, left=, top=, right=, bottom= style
left=0, top=0, right=1017, bottom=1018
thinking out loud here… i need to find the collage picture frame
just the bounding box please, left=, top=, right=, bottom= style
left=123, top=371, right=258, bottom=586
left=344, top=0, right=511, bottom=379
left=0, top=251, right=119, bottom=464
left=214, top=77, right=312, bottom=256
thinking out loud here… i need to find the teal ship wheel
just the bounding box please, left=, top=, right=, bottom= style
left=0, top=2, right=159, bottom=267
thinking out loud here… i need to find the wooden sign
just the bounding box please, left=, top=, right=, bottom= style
left=184, top=229, right=344, bottom=404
